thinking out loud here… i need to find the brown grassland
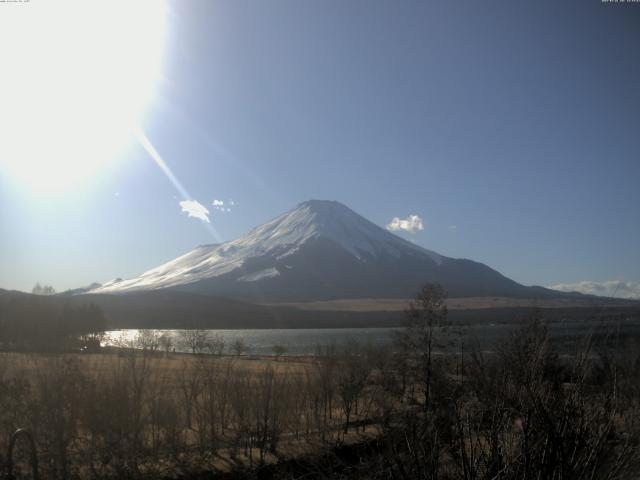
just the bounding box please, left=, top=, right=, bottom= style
left=1, top=286, right=640, bottom=479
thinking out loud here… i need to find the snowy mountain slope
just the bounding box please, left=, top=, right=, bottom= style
left=87, top=200, right=560, bottom=301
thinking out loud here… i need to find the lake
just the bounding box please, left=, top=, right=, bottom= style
left=103, top=318, right=640, bottom=355
left=103, top=327, right=400, bottom=355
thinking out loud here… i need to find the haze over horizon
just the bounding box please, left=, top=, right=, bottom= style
left=1, top=0, right=639, bottom=298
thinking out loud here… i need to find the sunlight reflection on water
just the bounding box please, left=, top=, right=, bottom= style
left=102, top=318, right=640, bottom=356
left=102, top=328, right=401, bottom=355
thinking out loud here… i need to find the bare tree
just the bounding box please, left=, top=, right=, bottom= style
left=206, top=333, right=226, bottom=356
left=159, top=333, right=174, bottom=355
left=336, top=341, right=370, bottom=433
left=314, top=344, right=338, bottom=442
left=251, top=366, right=288, bottom=462
left=178, top=329, right=209, bottom=355
left=135, top=329, right=161, bottom=352
left=272, top=344, right=287, bottom=360
left=32, top=282, right=56, bottom=295
left=231, top=337, right=247, bottom=356
left=396, top=283, right=448, bottom=409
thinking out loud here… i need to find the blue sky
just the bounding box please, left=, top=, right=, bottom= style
left=1, top=0, right=639, bottom=296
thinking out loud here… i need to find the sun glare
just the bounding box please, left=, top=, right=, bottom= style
left=0, top=0, right=167, bottom=194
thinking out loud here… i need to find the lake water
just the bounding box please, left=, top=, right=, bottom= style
left=103, top=318, right=640, bottom=355
left=103, top=328, right=401, bottom=355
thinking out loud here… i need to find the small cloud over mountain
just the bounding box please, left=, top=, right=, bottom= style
left=549, top=280, right=640, bottom=300
left=179, top=200, right=210, bottom=223
left=212, top=199, right=232, bottom=213
left=387, top=214, right=424, bottom=234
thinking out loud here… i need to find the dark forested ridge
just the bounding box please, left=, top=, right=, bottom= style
left=2, top=287, right=639, bottom=333
left=0, top=288, right=106, bottom=349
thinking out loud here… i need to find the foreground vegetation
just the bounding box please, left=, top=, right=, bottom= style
left=0, top=285, right=639, bottom=479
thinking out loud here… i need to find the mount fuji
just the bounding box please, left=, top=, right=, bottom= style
left=87, top=200, right=561, bottom=302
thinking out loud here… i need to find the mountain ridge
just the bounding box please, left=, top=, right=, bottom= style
left=86, top=200, right=571, bottom=301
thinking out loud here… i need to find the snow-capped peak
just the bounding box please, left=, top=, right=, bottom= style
left=89, top=200, right=442, bottom=294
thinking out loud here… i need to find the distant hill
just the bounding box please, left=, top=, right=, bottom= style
left=57, top=291, right=640, bottom=330
left=2, top=288, right=638, bottom=330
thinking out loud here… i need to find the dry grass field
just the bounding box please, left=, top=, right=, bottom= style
left=0, top=345, right=384, bottom=479
left=3, top=350, right=313, bottom=377
left=2, top=287, right=640, bottom=479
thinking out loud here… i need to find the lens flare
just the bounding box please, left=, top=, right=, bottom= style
left=0, top=0, right=167, bottom=194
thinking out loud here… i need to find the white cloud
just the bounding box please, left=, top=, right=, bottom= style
left=549, top=280, right=640, bottom=300
left=229, top=199, right=235, bottom=206
left=179, top=200, right=210, bottom=223
left=212, top=198, right=232, bottom=213
left=387, top=214, right=424, bottom=234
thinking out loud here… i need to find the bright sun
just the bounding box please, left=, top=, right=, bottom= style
left=0, top=0, right=167, bottom=194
